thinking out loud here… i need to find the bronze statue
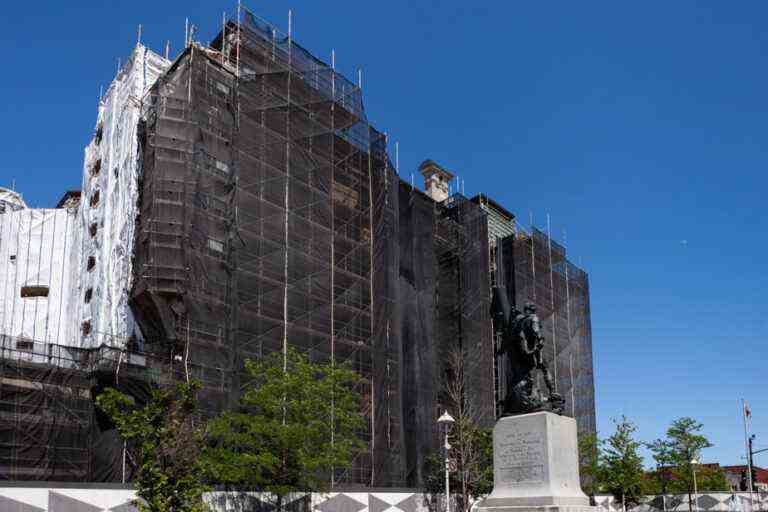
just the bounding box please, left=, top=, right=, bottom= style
left=492, top=287, right=564, bottom=416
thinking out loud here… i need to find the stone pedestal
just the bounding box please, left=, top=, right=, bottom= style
left=476, top=411, right=596, bottom=512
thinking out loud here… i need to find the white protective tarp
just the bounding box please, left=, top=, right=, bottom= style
left=0, top=207, right=78, bottom=344
left=77, top=44, right=169, bottom=349
left=0, top=187, right=27, bottom=212
left=0, top=45, right=169, bottom=353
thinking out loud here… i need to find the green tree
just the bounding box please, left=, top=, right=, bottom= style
left=422, top=350, right=494, bottom=512
left=640, top=470, right=663, bottom=496
left=601, top=416, right=645, bottom=512
left=578, top=431, right=601, bottom=498
left=646, top=438, right=675, bottom=494
left=664, top=417, right=713, bottom=511
left=96, top=380, right=208, bottom=512
left=202, top=348, right=364, bottom=510
left=696, top=465, right=730, bottom=492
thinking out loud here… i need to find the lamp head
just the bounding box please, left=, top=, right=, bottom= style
left=437, top=410, right=455, bottom=425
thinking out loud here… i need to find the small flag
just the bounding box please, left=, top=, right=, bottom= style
left=745, top=401, right=752, bottom=420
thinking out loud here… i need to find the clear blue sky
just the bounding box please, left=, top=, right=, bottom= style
left=1, top=1, right=765, bottom=467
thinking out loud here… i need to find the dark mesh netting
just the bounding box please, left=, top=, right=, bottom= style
left=132, top=11, right=396, bottom=485
left=0, top=8, right=594, bottom=486
left=495, top=228, right=596, bottom=437
left=0, top=337, right=155, bottom=481
left=397, top=188, right=495, bottom=485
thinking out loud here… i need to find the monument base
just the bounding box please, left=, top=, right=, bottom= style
left=475, top=504, right=594, bottom=512
left=475, top=411, right=596, bottom=512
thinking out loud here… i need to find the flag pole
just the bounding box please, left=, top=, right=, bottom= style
left=742, top=398, right=754, bottom=494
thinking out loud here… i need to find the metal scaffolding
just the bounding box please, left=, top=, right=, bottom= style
left=505, top=227, right=596, bottom=437
left=130, top=7, right=401, bottom=485
left=0, top=4, right=596, bottom=486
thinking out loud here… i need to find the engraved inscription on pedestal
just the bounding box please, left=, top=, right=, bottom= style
left=495, top=428, right=545, bottom=485
left=478, top=412, right=593, bottom=512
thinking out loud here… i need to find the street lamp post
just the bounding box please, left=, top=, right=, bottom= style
left=438, top=411, right=455, bottom=512
left=691, top=458, right=700, bottom=512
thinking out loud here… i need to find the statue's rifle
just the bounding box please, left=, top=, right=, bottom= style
left=491, top=286, right=513, bottom=354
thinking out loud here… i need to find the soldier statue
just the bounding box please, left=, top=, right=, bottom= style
left=492, top=287, right=565, bottom=416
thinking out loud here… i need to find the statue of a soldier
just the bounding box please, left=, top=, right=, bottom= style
left=492, top=287, right=564, bottom=416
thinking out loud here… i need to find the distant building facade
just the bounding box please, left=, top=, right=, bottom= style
left=722, top=465, right=768, bottom=492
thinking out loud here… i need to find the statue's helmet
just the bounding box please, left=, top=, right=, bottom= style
left=523, top=302, right=536, bottom=313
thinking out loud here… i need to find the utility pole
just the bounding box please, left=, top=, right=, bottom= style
left=742, top=399, right=754, bottom=494
left=749, top=435, right=756, bottom=492
left=749, top=437, right=768, bottom=494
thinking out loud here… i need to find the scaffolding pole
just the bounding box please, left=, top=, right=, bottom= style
left=547, top=214, right=558, bottom=391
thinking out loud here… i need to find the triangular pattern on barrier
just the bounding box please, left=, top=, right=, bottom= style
left=109, top=501, right=140, bottom=512
left=207, top=492, right=267, bottom=512
left=395, top=494, right=423, bottom=512
left=369, top=494, right=391, bottom=512
left=0, top=495, right=46, bottom=512
left=285, top=493, right=311, bottom=512
left=315, top=494, right=367, bottom=512
left=49, top=491, right=104, bottom=512
left=697, top=494, right=720, bottom=511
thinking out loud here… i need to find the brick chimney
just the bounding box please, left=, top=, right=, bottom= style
left=418, top=159, right=455, bottom=203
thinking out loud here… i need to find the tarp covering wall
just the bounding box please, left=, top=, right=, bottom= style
left=503, top=228, right=596, bottom=436
left=0, top=339, right=94, bottom=481
left=0, top=338, right=153, bottom=481
left=0, top=45, right=169, bottom=351
left=0, top=44, right=170, bottom=483
left=78, top=44, right=169, bottom=349
left=0, top=188, right=26, bottom=212
left=397, top=186, right=494, bottom=486
left=0, top=208, right=79, bottom=345
left=370, top=162, right=405, bottom=486
left=0, top=8, right=595, bottom=487
left=132, top=11, right=392, bottom=484
left=397, top=183, right=439, bottom=487
left=439, top=195, right=494, bottom=430
left=482, top=198, right=596, bottom=438
left=129, top=12, right=500, bottom=487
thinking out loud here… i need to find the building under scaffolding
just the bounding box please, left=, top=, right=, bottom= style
left=474, top=194, right=596, bottom=436
left=396, top=178, right=495, bottom=485
left=0, top=6, right=595, bottom=488
left=130, top=11, right=397, bottom=485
